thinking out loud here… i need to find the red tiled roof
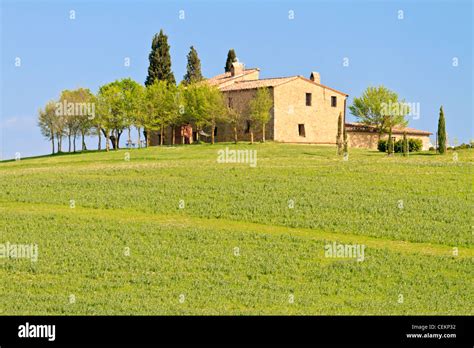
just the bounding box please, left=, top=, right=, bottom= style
left=207, top=68, right=260, bottom=86
left=219, top=76, right=298, bottom=91
left=345, top=122, right=432, bottom=135
left=217, top=75, right=348, bottom=96
left=207, top=68, right=348, bottom=96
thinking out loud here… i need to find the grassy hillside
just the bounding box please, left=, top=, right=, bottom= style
left=0, top=143, right=472, bottom=314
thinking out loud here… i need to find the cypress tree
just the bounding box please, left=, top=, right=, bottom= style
left=183, top=46, right=203, bottom=85
left=437, top=106, right=446, bottom=154
left=343, top=123, right=348, bottom=154
left=336, top=112, right=343, bottom=155
left=145, top=29, right=176, bottom=86
left=224, top=49, right=237, bottom=72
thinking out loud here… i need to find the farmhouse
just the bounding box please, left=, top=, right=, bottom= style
left=209, top=62, right=348, bottom=144
left=151, top=61, right=432, bottom=149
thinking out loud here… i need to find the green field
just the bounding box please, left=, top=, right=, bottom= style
left=0, top=143, right=472, bottom=315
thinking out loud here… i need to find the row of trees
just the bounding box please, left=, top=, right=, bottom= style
left=38, top=88, right=96, bottom=154
left=38, top=30, right=273, bottom=154
left=38, top=79, right=273, bottom=154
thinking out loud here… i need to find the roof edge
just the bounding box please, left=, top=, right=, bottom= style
left=297, top=76, right=349, bottom=97
left=345, top=122, right=432, bottom=135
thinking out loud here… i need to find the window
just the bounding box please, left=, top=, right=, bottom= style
left=306, top=93, right=312, bottom=106
left=298, top=124, right=306, bottom=137
left=228, top=97, right=233, bottom=108
left=245, top=120, right=251, bottom=133
left=331, top=96, right=337, bottom=107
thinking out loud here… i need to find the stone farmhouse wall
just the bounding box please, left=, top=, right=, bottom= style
left=348, top=131, right=432, bottom=151
left=273, top=78, right=347, bottom=144
left=215, top=88, right=275, bottom=143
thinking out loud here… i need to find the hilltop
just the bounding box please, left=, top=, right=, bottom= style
left=0, top=143, right=472, bottom=314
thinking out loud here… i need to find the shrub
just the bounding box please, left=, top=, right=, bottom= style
left=394, top=139, right=403, bottom=153
left=454, top=143, right=471, bottom=150
left=409, top=138, right=422, bottom=152
left=379, top=138, right=423, bottom=153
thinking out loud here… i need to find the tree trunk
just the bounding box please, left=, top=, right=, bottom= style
left=233, top=126, right=238, bottom=144
left=172, top=126, right=176, bottom=145
left=114, top=130, right=119, bottom=150
left=68, top=134, right=71, bottom=152
left=109, top=136, right=115, bottom=149
left=81, top=130, right=86, bottom=151
left=127, top=127, right=131, bottom=148
left=57, top=133, right=62, bottom=152
left=100, top=128, right=111, bottom=151
left=262, top=124, right=266, bottom=143
left=211, top=123, right=215, bottom=145
left=98, top=128, right=101, bottom=151
left=137, top=127, right=141, bottom=148
left=116, top=130, right=122, bottom=149
left=51, top=137, right=55, bottom=154
left=105, top=132, right=110, bottom=152
left=250, top=130, right=254, bottom=144
left=387, top=127, right=393, bottom=156
left=73, top=134, right=76, bottom=152
left=160, top=125, right=164, bottom=146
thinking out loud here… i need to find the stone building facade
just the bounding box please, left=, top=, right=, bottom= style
left=209, top=62, right=348, bottom=144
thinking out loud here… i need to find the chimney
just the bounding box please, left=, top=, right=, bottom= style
left=231, top=61, right=244, bottom=77
left=310, top=71, right=320, bottom=84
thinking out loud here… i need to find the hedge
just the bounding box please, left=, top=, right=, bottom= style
left=378, top=138, right=422, bottom=153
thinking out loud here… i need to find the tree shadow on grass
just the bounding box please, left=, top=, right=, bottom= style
left=408, top=152, right=438, bottom=156
left=0, top=150, right=106, bottom=163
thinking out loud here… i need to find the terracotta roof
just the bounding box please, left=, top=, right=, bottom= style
left=219, top=76, right=298, bottom=91
left=299, top=76, right=348, bottom=96
left=207, top=68, right=260, bottom=86
left=345, top=122, right=432, bottom=135
left=217, top=75, right=348, bottom=96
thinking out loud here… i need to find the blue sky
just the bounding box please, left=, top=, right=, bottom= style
left=0, top=0, right=472, bottom=159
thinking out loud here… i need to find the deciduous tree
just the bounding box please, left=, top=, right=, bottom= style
left=145, top=80, right=175, bottom=146
left=249, top=88, right=273, bottom=143
left=96, top=83, right=123, bottom=151
left=38, top=101, right=57, bottom=154
left=349, top=86, right=408, bottom=140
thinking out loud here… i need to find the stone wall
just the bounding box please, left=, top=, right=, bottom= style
left=273, top=78, right=347, bottom=144
left=216, top=88, right=275, bottom=143
left=348, top=131, right=432, bottom=151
